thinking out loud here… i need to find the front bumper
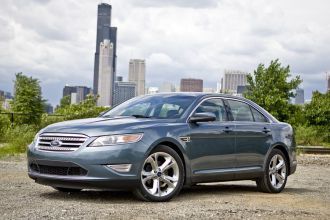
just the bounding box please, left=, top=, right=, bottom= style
left=27, top=139, right=149, bottom=190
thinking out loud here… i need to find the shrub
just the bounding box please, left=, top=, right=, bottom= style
left=0, top=125, right=37, bottom=157
left=0, top=114, right=11, bottom=141
left=295, top=125, right=329, bottom=147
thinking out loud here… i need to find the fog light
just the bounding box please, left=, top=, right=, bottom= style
left=106, top=164, right=132, bottom=172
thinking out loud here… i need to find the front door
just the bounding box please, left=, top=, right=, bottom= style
left=187, top=98, right=236, bottom=180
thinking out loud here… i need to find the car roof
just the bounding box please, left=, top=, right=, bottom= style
left=146, top=92, right=248, bottom=101
left=145, top=92, right=278, bottom=123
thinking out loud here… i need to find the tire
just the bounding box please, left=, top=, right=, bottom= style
left=133, top=145, right=184, bottom=202
left=53, top=187, right=82, bottom=193
left=256, top=149, right=288, bottom=193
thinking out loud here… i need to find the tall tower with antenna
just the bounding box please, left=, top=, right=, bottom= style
left=93, top=3, right=117, bottom=105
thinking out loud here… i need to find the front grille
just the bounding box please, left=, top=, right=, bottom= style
left=36, top=133, right=88, bottom=152
left=30, top=163, right=87, bottom=176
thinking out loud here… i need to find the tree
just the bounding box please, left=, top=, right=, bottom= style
left=11, top=73, right=46, bottom=125
left=244, top=59, right=302, bottom=122
left=305, top=91, right=330, bottom=127
left=55, top=94, right=109, bottom=120
left=59, top=95, right=71, bottom=108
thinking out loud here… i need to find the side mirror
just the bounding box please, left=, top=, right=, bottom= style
left=189, top=112, right=216, bottom=123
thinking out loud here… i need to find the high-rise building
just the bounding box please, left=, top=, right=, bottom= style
left=62, top=85, right=92, bottom=104
left=128, top=59, right=146, bottom=96
left=160, top=82, right=175, bottom=93
left=113, top=81, right=136, bottom=106
left=327, top=75, right=330, bottom=92
left=295, top=88, right=305, bottom=105
left=180, top=78, right=203, bottom=92
left=221, top=70, right=248, bottom=94
left=93, top=3, right=117, bottom=98
left=97, top=40, right=114, bottom=106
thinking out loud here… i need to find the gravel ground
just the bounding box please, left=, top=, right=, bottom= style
left=0, top=154, right=329, bottom=220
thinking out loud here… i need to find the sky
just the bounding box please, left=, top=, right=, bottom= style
left=0, top=0, right=329, bottom=106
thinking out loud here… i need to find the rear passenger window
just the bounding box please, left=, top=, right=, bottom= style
left=227, top=100, right=254, bottom=122
left=251, top=107, right=268, bottom=122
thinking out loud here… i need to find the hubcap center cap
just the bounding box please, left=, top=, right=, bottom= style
left=156, top=172, right=162, bottom=177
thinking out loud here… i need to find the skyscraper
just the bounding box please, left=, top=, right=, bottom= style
left=180, top=78, right=203, bottom=92
left=221, top=70, right=248, bottom=94
left=113, top=81, right=136, bottom=106
left=97, top=40, right=114, bottom=106
left=62, top=85, right=92, bottom=104
left=128, top=59, right=146, bottom=96
left=295, top=88, right=305, bottom=105
left=327, top=75, right=330, bottom=92
left=93, top=3, right=117, bottom=99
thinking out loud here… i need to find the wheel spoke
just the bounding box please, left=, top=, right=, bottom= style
left=157, top=178, right=161, bottom=196
left=142, top=171, right=156, bottom=183
left=146, top=156, right=158, bottom=171
left=275, top=173, right=284, bottom=184
left=150, top=179, right=159, bottom=195
left=271, top=174, right=276, bottom=186
left=160, top=176, right=176, bottom=188
left=276, top=160, right=284, bottom=170
left=271, top=155, right=277, bottom=168
left=163, top=175, right=178, bottom=183
left=159, top=156, right=172, bottom=172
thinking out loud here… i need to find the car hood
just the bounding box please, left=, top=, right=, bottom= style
left=42, top=117, right=175, bottom=137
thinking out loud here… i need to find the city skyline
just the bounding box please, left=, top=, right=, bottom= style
left=0, top=0, right=329, bottom=106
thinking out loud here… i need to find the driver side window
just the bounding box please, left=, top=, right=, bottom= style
left=195, top=98, right=227, bottom=122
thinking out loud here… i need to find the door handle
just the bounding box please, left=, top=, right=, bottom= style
left=223, top=127, right=233, bottom=133
left=262, top=127, right=271, bottom=133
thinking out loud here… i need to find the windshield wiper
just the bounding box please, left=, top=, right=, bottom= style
left=131, top=114, right=151, bottom=118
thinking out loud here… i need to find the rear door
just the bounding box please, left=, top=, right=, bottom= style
left=225, top=99, right=272, bottom=169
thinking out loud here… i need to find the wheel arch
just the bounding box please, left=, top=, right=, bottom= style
left=146, top=138, right=192, bottom=186
left=264, top=143, right=291, bottom=174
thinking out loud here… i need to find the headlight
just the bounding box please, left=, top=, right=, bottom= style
left=88, top=133, right=143, bottom=147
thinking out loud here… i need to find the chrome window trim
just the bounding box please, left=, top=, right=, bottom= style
left=186, top=96, right=273, bottom=123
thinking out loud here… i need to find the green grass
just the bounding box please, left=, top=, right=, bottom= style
left=0, top=125, right=37, bottom=158
left=295, top=125, right=330, bottom=147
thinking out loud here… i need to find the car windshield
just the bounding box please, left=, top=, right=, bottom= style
left=102, top=95, right=196, bottom=119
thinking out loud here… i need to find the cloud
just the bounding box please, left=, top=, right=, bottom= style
left=0, top=0, right=329, bottom=106
left=129, top=0, right=219, bottom=8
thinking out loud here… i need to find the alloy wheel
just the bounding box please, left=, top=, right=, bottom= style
left=141, top=152, right=179, bottom=197
left=268, top=154, right=286, bottom=189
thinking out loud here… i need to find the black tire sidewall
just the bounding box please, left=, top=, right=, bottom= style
left=136, top=145, right=185, bottom=202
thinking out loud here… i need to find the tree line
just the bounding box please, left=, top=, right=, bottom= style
left=0, top=59, right=329, bottom=151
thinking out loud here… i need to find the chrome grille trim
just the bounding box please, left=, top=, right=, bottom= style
left=36, top=133, right=89, bottom=152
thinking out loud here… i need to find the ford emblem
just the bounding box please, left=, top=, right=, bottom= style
left=50, top=140, right=62, bottom=147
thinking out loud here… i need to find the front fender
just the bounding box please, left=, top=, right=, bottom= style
left=145, top=137, right=192, bottom=186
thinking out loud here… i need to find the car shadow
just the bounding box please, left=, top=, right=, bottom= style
left=39, top=182, right=315, bottom=203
